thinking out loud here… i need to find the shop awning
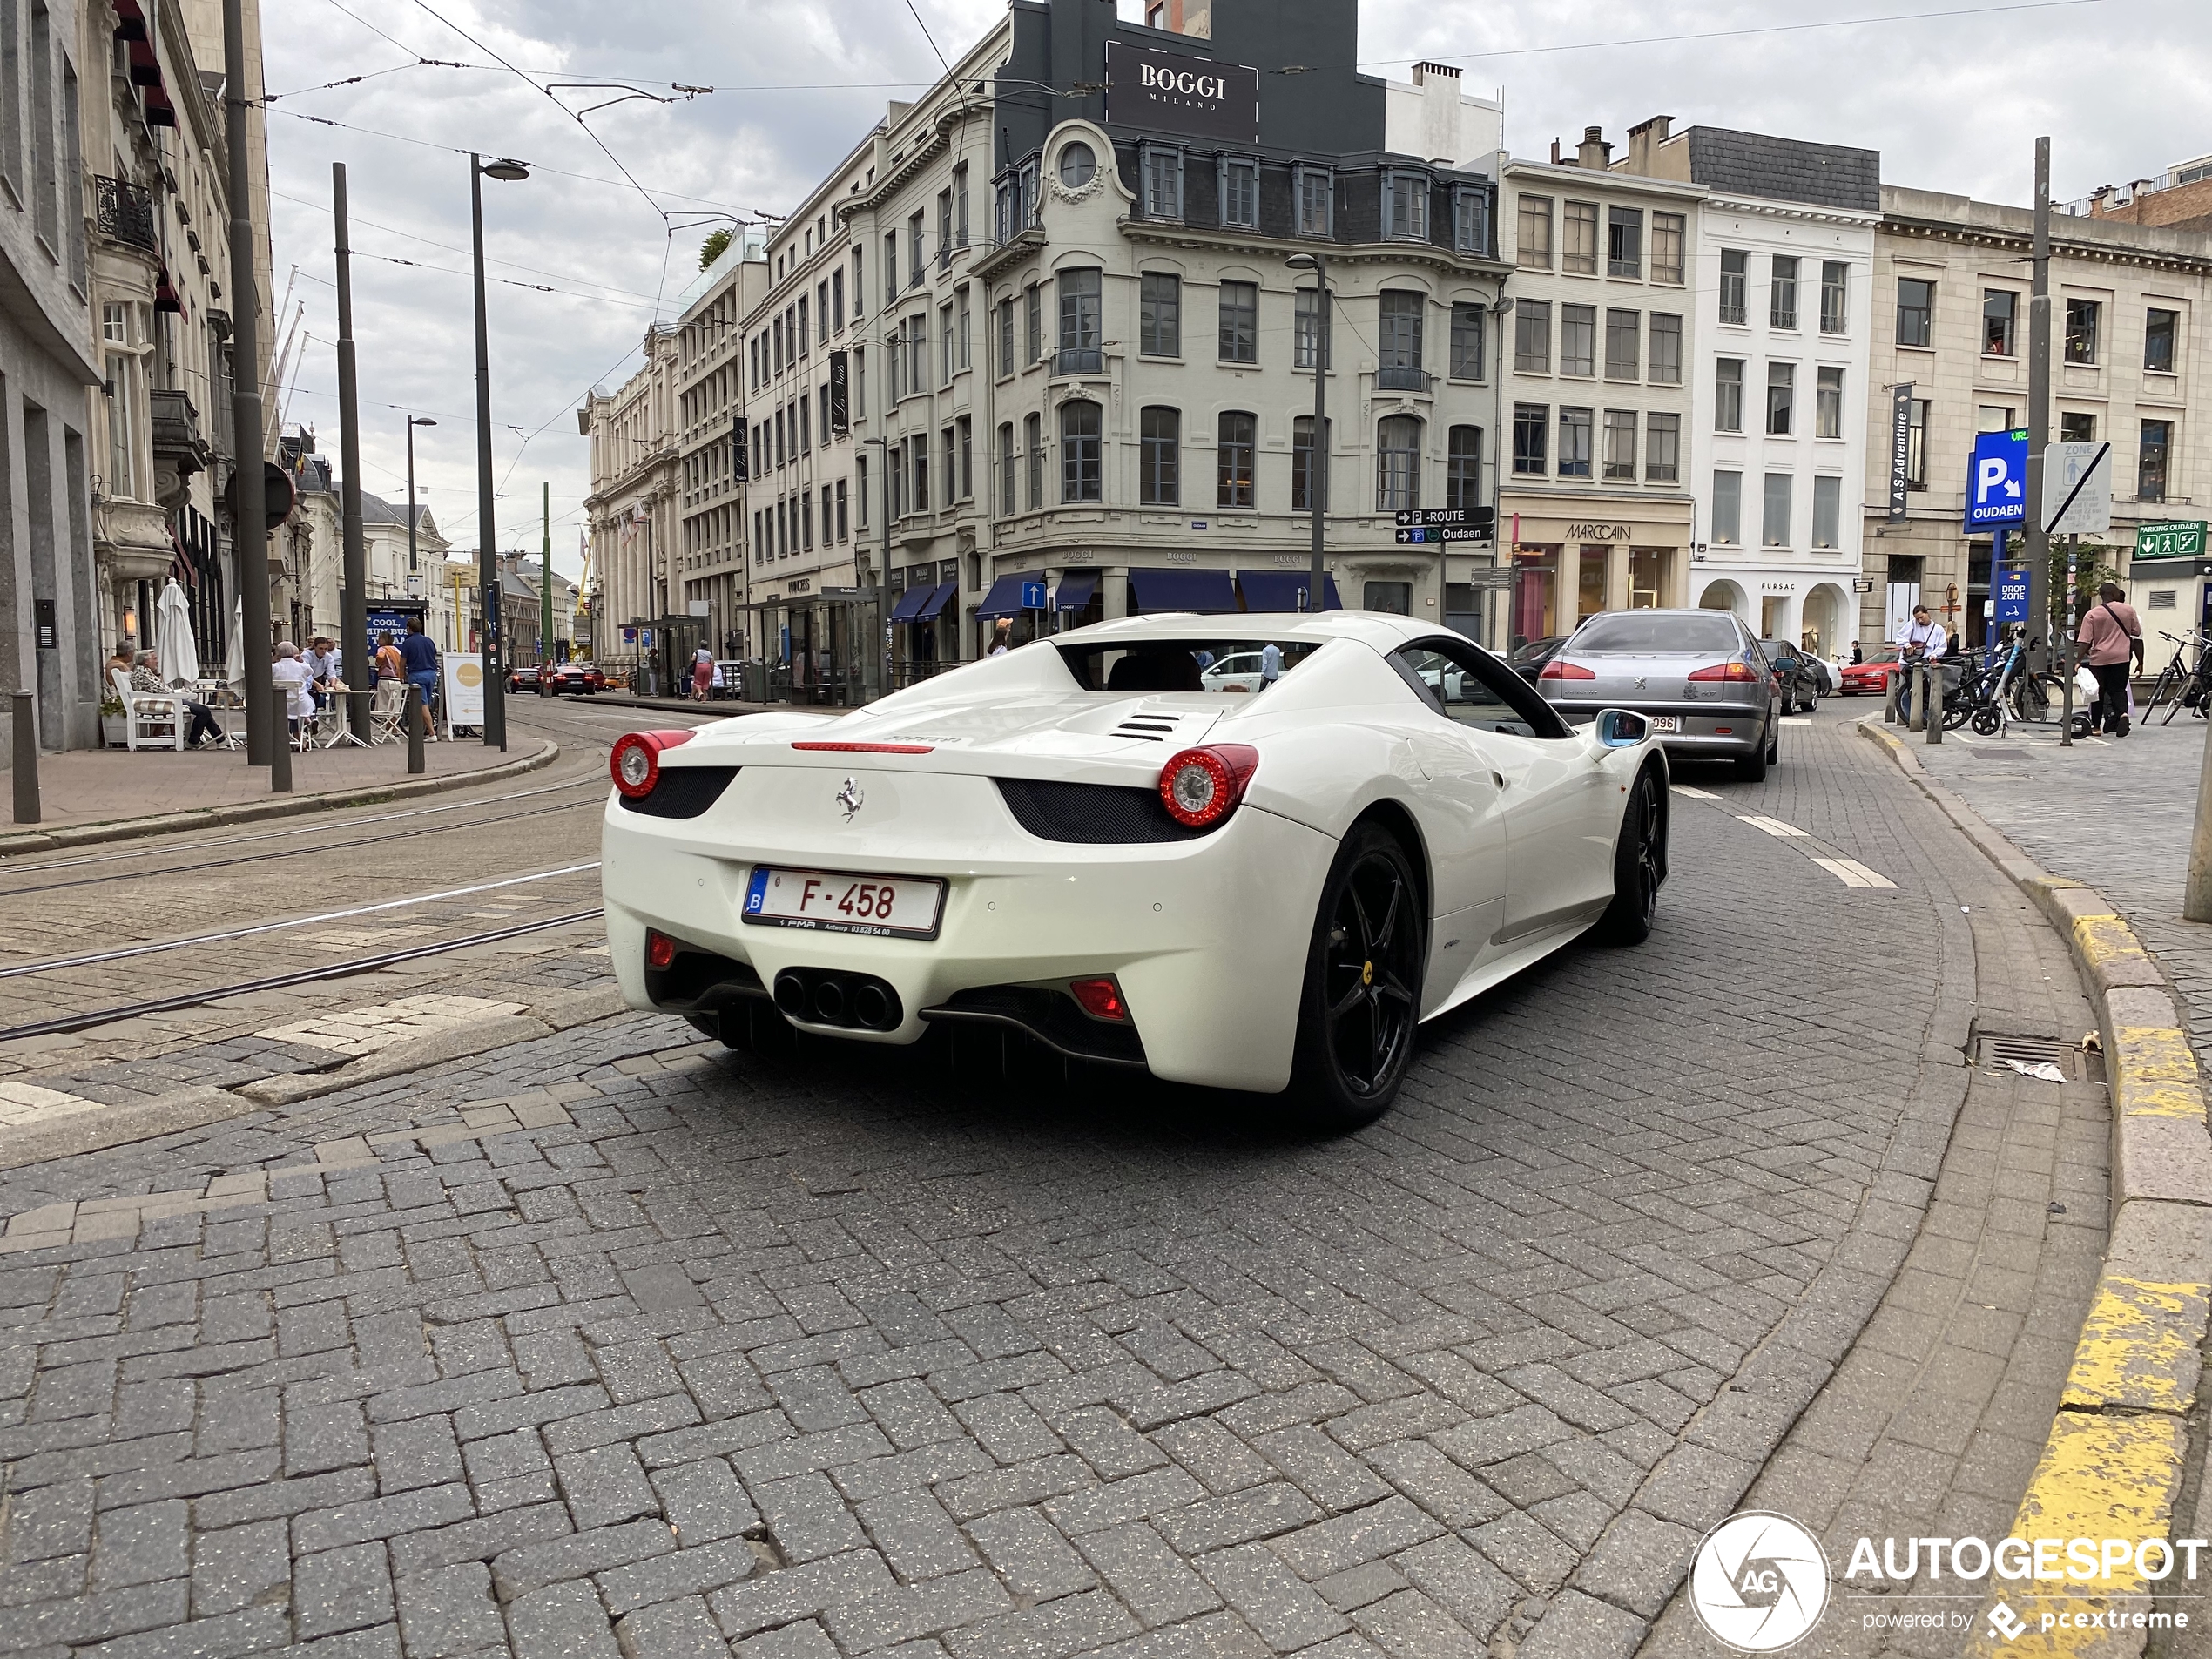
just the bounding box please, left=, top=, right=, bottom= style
left=974, top=575, right=1040, bottom=620
left=913, top=582, right=957, bottom=621
left=1055, top=572, right=1098, bottom=612
left=1129, top=568, right=1238, bottom=615
left=1237, top=571, right=1342, bottom=613
left=887, top=584, right=932, bottom=624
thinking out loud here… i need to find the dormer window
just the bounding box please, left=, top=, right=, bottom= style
left=1219, top=157, right=1259, bottom=229
left=1452, top=185, right=1490, bottom=257
left=1058, top=141, right=1096, bottom=189
left=1383, top=169, right=1430, bottom=241
left=1142, top=144, right=1184, bottom=220
left=1293, top=165, right=1332, bottom=237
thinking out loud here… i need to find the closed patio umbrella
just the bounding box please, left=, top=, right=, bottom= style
left=226, top=597, right=246, bottom=686
left=154, top=579, right=199, bottom=685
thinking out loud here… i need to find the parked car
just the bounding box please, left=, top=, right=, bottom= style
left=546, top=662, right=605, bottom=695
left=1758, top=639, right=1825, bottom=713
left=1508, top=635, right=1570, bottom=683
left=1840, top=645, right=1900, bottom=696
left=1536, top=608, right=1783, bottom=779
left=1199, top=651, right=1271, bottom=693
left=604, top=611, right=1669, bottom=1129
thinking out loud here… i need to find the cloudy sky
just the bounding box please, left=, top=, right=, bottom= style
left=262, top=0, right=2211, bottom=582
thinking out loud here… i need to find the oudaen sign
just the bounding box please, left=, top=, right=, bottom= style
left=2135, top=521, right=2208, bottom=562
left=1964, top=428, right=2027, bottom=530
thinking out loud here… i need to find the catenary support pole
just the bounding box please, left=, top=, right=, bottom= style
left=333, top=163, right=372, bottom=740
left=2024, top=137, right=2053, bottom=675
left=225, top=0, right=273, bottom=764
left=472, top=157, right=508, bottom=751
left=542, top=482, right=554, bottom=693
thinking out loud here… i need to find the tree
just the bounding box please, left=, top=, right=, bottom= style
left=698, top=227, right=732, bottom=271
left=2050, top=539, right=2123, bottom=623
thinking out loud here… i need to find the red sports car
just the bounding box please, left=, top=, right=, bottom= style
left=546, top=661, right=605, bottom=695
left=1840, top=645, right=1900, bottom=695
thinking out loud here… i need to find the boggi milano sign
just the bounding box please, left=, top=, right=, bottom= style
left=1104, top=41, right=1260, bottom=145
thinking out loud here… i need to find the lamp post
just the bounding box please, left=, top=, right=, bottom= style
left=472, top=154, right=529, bottom=750
left=1285, top=252, right=1331, bottom=611
left=864, top=435, right=891, bottom=696
left=404, top=415, right=436, bottom=581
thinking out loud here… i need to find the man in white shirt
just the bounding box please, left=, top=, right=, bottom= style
left=1260, top=641, right=1284, bottom=685
left=1895, top=605, right=1947, bottom=720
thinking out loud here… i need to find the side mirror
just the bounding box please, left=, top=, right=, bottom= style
left=1595, top=708, right=1649, bottom=747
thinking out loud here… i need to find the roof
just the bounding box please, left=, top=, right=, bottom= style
left=357, top=491, right=435, bottom=530
left=1682, top=127, right=1880, bottom=212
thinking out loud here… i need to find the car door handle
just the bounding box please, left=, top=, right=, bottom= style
left=1492, top=771, right=1507, bottom=790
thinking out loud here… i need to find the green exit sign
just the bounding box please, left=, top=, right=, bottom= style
left=2136, top=521, right=2208, bottom=561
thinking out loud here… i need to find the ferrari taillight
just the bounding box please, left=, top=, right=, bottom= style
left=1158, top=745, right=1259, bottom=830
left=1538, top=660, right=1595, bottom=680
left=610, top=729, right=694, bottom=799
left=646, top=929, right=678, bottom=970
left=1688, top=662, right=1759, bottom=682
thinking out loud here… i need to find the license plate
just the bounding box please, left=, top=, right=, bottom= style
left=1647, top=716, right=1681, bottom=734
left=742, top=867, right=946, bottom=939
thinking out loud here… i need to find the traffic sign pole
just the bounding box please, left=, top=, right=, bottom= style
left=2024, top=136, right=2053, bottom=674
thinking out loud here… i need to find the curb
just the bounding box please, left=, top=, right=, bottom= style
left=0, top=738, right=562, bottom=857
left=1859, top=718, right=2212, bottom=1657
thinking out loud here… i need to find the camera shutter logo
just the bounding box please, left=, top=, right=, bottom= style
left=1689, top=1512, right=1831, bottom=1651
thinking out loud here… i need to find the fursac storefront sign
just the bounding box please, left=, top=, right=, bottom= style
left=1104, top=41, right=1259, bottom=144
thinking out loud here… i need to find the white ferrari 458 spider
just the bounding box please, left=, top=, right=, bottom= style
left=602, top=611, right=1669, bottom=1128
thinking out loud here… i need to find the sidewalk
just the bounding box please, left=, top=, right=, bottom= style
left=1899, top=709, right=2212, bottom=1067
left=0, top=733, right=557, bottom=851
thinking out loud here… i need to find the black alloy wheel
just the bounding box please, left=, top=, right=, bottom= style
left=1597, top=767, right=1665, bottom=946
left=1289, top=825, right=1424, bottom=1131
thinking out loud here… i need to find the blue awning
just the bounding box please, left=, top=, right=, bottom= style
left=887, top=584, right=931, bottom=624
left=1129, top=567, right=1238, bottom=615
left=1238, top=571, right=1342, bottom=613
left=1054, top=572, right=1099, bottom=612
left=974, top=575, right=1032, bottom=620
left=913, top=582, right=957, bottom=621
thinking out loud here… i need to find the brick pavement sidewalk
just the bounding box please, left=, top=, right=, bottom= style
left=1, top=737, right=553, bottom=841
left=1897, top=711, right=2212, bottom=1066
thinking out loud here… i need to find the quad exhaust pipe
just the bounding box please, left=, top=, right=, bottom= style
left=772, top=968, right=902, bottom=1033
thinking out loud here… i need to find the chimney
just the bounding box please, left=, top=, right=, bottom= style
left=1576, top=125, right=1611, bottom=170
left=1411, top=61, right=1460, bottom=85
left=1551, top=137, right=1563, bottom=165
left=1624, top=115, right=1673, bottom=176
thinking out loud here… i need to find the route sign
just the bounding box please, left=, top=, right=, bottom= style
left=1395, top=527, right=1495, bottom=545
left=2134, top=521, right=2207, bottom=562
left=1964, top=428, right=2027, bottom=530
left=1020, top=580, right=1047, bottom=609
left=1394, top=507, right=1495, bottom=529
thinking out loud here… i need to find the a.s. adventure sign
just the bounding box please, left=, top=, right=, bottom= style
left=1104, top=41, right=1259, bottom=145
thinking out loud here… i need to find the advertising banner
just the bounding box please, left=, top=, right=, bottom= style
left=443, top=653, right=485, bottom=726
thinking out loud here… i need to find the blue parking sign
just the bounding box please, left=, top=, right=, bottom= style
left=1995, top=567, right=2030, bottom=623
left=1965, top=428, right=2027, bottom=529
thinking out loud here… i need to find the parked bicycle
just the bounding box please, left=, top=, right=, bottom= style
left=2145, top=629, right=2212, bottom=724
left=1937, top=637, right=2064, bottom=733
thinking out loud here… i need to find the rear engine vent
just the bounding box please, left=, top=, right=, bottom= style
left=995, top=778, right=1213, bottom=843
left=1113, top=717, right=1182, bottom=742
left=617, top=765, right=738, bottom=819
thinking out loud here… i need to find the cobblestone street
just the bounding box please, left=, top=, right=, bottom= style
left=0, top=703, right=2111, bottom=1657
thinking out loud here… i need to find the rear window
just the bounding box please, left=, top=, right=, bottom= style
left=1055, top=638, right=1325, bottom=693
left=1571, top=614, right=1743, bottom=654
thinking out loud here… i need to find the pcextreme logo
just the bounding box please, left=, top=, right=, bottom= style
left=1690, top=1513, right=1831, bottom=1651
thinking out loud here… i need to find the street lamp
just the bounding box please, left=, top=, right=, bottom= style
left=1285, top=252, right=1331, bottom=610
left=863, top=435, right=892, bottom=698
left=472, top=153, right=529, bottom=750
left=404, top=415, right=435, bottom=576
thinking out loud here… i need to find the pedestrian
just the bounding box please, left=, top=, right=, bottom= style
left=989, top=620, right=1012, bottom=657
left=1260, top=640, right=1284, bottom=686
left=374, top=632, right=404, bottom=682
left=692, top=644, right=714, bottom=701
left=1895, top=604, right=1947, bottom=721
left=2077, top=581, right=2144, bottom=738
left=302, top=636, right=337, bottom=708
left=400, top=617, right=442, bottom=735
left=1850, top=640, right=1865, bottom=666
left=270, top=643, right=316, bottom=742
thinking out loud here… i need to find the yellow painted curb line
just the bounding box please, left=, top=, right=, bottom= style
left=2076, top=913, right=2152, bottom=974
left=2115, top=1026, right=2204, bottom=1120
left=1966, top=1413, right=2190, bottom=1657
left=2060, top=1275, right=2209, bottom=1413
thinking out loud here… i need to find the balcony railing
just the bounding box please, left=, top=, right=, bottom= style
left=97, top=175, right=158, bottom=253
left=1771, top=308, right=1797, bottom=331
left=1718, top=302, right=1747, bottom=327
left=1055, top=347, right=1103, bottom=375
left=1377, top=365, right=1428, bottom=392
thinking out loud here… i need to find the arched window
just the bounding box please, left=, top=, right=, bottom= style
left=1217, top=412, right=1256, bottom=509
left=1447, top=426, right=1481, bottom=512
left=1139, top=407, right=1180, bottom=505
left=1061, top=401, right=1102, bottom=502
left=1376, top=415, right=1422, bottom=511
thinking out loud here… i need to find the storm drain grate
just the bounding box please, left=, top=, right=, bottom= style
left=1978, top=1033, right=2073, bottom=1078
